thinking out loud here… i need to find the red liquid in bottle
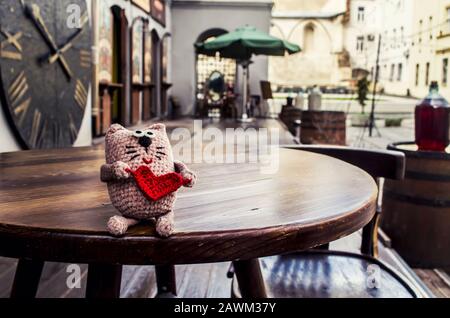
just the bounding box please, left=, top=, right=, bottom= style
left=415, top=82, right=450, bottom=152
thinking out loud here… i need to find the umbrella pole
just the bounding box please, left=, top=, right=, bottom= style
left=238, top=61, right=253, bottom=123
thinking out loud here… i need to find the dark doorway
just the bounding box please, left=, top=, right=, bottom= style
left=130, top=18, right=146, bottom=125
left=95, top=5, right=128, bottom=136
left=151, top=30, right=160, bottom=118
left=141, top=23, right=153, bottom=121
left=111, top=6, right=128, bottom=125
left=195, top=28, right=236, bottom=117
left=160, top=33, right=171, bottom=118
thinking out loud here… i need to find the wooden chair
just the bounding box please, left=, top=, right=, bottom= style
left=230, top=145, right=427, bottom=298
left=260, top=81, right=275, bottom=118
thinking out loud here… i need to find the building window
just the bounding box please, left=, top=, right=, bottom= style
left=415, top=64, right=420, bottom=86
left=429, top=16, right=433, bottom=40
left=400, top=26, right=404, bottom=44
left=443, top=58, right=448, bottom=86
left=390, top=64, right=395, bottom=82
left=356, top=36, right=364, bottom=52
left=447, top=7, right=450, bottom=33
left=398, top=63, right=403, bottom=81
left=392, top=29, right=396, bottom=48
left=419, top=20, right=423, bottom=44
left=195, top=29, right=237, bottom=105
left=304, top=24, right=315, bottom=53
left=425, top=62, right=430, bottom=86
left=357, top=7, right=365, bottom=22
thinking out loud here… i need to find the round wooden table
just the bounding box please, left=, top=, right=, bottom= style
left=0, top=147, right=377, bottom=298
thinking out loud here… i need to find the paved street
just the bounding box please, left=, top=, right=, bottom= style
left=272, top=93, right=419, bottom=150
left=347, top=118, right=414, bottom=150
left=273, top=93, right=420, bottom=116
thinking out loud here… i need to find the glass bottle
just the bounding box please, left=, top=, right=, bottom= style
left=415, top=81, right=450, bottom=151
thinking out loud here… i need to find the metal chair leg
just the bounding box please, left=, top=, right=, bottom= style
left=233, top=259, right=267, bottom=298
left=10, top=259, right=44, bottom=298
left=155, top=265, right=177, bottom=297
left=86, top=264, right=122, bottom=298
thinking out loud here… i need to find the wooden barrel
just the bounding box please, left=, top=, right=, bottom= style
left=300, top=111, right=346, bottom=145
left=382, top=142, right=450, bottom=268
left=278, top=105, right=302, bottom=136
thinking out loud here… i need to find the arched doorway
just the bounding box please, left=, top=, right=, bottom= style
left=95, top=4, right=128, bottom=135
left=195, top=28, right=237, bottom=117
left=151, top=30, right=160, bottom=118
left=130, top=18, right=150, bottom=125
left=142, top=23, right=153, bottom=121
left=160, top=33, right=171, bottom=118
left=303, top=23, right=315, bottom=54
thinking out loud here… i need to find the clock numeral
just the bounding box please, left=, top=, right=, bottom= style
left=30, top=109, right=42, bottom=148
left=14, top=98, right=31, bottom=128
left=75, top=79, right=88, bottom=109
left=52, top=122, right=60, bottom=147
left=35, top=120, right=48, bottom=149
left=0, top=50, right=22, bottom=60
left=0, top=30, right=22, bottom=60
left=80, top=49, right=91, bottom=68
left=9, top=71, right=29, bottom=106
left=8, top=71, right=31, bottom=127
left=68, top=114, right=78, bottom=143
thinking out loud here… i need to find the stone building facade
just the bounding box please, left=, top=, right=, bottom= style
left=268, top=0, right=351, bottom=89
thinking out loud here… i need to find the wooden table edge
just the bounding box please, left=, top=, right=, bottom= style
left=0, top=196, right=377, bottom=265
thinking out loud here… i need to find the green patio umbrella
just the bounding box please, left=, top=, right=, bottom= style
left=195, top=26, right=301, bottom=121
left=195, top=25, right=300, bottom=60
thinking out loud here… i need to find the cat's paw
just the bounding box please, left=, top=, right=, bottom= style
left=182, top=170, right=197, bottom=187
left=107, top=215, right=129, bottom=236
left=156, top=216, right=174, bottom=238
left=112, top=161, right=131, bottom=179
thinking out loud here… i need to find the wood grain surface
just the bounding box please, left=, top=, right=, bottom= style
left=0, top=146, right=377, bottom=265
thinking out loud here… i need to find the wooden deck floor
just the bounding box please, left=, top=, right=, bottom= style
left=347, top=118, right=450, bottom=298
left=0, top=118, right=447, bottom=298
left=0, top=230, right=437, bottom=298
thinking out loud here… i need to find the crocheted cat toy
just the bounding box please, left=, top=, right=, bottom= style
left=100, top=123, right=197, bottom=237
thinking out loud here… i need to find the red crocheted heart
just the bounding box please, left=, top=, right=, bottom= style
left=128, top=166, right=184, bottom=201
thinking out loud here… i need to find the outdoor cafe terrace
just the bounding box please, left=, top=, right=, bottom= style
left=0, top=0, right=449, bottom=301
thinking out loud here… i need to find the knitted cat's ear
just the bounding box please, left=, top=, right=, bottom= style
left=149, top=123, right=166, bottom=132
left=107, top=124, right=126, bottom=135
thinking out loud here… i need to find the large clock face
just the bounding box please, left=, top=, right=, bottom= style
left=0, top=0, right=92, bottom=149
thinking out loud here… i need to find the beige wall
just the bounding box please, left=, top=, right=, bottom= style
left=371, top=0, right=414, bottom=96
left=272, top=0, right=339, bottom=11
left=344, top=0, right=380, bottom=72
left=436, top=0, right=450, bottom=99
left=269, top=0, right=351, bottom=88
left=408, top=0, right=441, bottom=98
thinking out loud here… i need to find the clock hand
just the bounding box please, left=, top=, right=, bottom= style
left=47, top=13, right=89, bottom=64
left=47, top=24, right=83, bottom=64
left=26, top=4, right=73, bottom=80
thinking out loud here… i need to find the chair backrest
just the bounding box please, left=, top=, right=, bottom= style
left=260, top=81, right=273, bottom=100
left=285, top=145, right=406, bottom=257
left=284, top=145, right=405, bottom=181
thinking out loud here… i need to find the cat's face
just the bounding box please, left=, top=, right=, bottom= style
left=105, top=123, right=173, bottom=169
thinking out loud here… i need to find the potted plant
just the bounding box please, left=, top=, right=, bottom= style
left=351, top=76, right=371, bottom=127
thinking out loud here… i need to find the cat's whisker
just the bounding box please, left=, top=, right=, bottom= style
left=129, top=154, right=140, bottom=161
left=126, top=150, right=137, bottom=154
left=156, top=146, right=165, bottom=149
left=156, top=151, right=166, bottom=156
left=156, top=156, right=162, bottom=160
left=126, top=145, right=137, bottom=149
